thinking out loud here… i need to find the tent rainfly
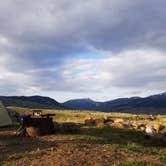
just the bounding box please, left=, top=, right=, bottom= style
left=0, top=101, right=12, bottom=127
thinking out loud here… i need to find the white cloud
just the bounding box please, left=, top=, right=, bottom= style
left=0, top=0, right=166, bottom=101
left=58, top=50, right=166, bottom=98
left=0, top=48, right=165, bottom=101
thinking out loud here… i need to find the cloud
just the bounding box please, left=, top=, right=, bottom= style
left=60, top=50, right=166, bottom=93
left=1, top=49, right=165, bottom=100
left=0, top=0, right=165, bottom=101
left=1, top=0, right=166, bottom=54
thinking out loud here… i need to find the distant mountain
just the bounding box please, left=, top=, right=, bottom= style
left=0, top=96, right=64, bottom=109
left=0, top=92, right=166, bottom=114
left=63, top=98, right=102, bottom=110
left=63, top=92, right=166, bottom=114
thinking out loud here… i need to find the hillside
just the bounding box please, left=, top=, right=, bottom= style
left=0, top=96, right=64, bottom=109
left=63, top=98, right=102, bottom=110
left=63, top=92, right=166, bottom=114
left=0, top=92, right=166, bottom=114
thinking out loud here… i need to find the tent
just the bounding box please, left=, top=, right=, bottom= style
left=0, top=101, right=12, bottom=127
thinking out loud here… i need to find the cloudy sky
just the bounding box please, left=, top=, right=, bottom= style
left=0, top=0, right=166, bottom=102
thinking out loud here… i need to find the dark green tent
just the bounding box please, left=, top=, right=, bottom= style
left=0, top=101, right=12, bottom=127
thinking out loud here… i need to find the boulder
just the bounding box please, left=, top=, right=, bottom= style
left=135, top=115, right=144, bottom=120
left=131, top=122, right=138, bottom=129
left=145, top=126, right=156, bottom=136
left=114, top=118, right=124, bottom=123
left=105, top=121, right=114, bottom=126
left=147, top=115, right=156, bottom=121
left=84, top=115, right=92, bottom=121
left=122, top=121, right=132, bottom=128
left=153, top=124, right=165, bottom=133
left=84, top=118, right=95, bottom=126
left=94, top=118, right=105, bottom=127
left=109, top=122, right=124, bottom=128
left=137, top=124, right=146, bottom=131
left=133, top=122, right=140, bottom=129
left=104, top=117, right=114, bottom=124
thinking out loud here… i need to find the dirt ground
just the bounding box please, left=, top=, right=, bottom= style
left=0, top=127, right=166, bottom=166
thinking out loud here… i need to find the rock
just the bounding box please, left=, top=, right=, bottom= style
left=131, top=122, right=138, bottom=129
left=145, top=126, right=156, bottom=136
left=153, top=124, right=165, bottom=133
left=135, top=115, right=144, bottom=120
left=147, top=115, right=156, bottom=121
left=84, top=115, right=92, bottom=121
left=137, top=124, right=146, bottom=131
left=109, top=122, right=124, bottom=128
left=94, top=118, right=105, bottom=127
left=84, top=118, right=95, bottom=126
left=132, top=123, right=139, bottom=129
left=122, top=121, right=132, bottom=128
left=114, top=118, right=124, bottom=123
left=105, top=121, right=114, bottom=126
left=104, top=117, right=114, bottom=124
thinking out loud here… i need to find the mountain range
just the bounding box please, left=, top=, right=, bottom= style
left=63, top=92, right=166, bottom=114
left=0, top=92, right=166, bottom=114
left=0, top=96, right=64, bottom=109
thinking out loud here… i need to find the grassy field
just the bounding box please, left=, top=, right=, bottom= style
left=7, top=106, right=166, bottom=124
left=0, top=107, right=165, bottom=166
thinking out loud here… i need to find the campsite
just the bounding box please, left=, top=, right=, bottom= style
left=0, top=104, right=166, bottom=166
left=1, top=0, right=166, bottom=165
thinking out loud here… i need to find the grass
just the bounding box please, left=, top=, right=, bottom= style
left=1, top=106, right=166, bottom=165
left=7, top=106, right=166, bottom=125
left=87, top=126, right=164, bottom=148
left=8, top=152, right=35, bottom=161
left=126, top=143, right=159, bottom=155
left=156, top=150, right=166, bottom=163
left=68, top=143, right=87, bottom=148
left=118, top=161, right=159, bottom=166
left=71, top=133, right=101, bottom=141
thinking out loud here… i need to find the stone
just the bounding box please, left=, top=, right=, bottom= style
left=145, top=126, right=156, bottom=136
left=109, top=122, right=124, bottom=128
left=114, top=118, right=124, bottom=123
left=94, top=118, right=105, bottom=127
left=153, top=124, right=165, bottom=133
left=84, top=118, right=95, bottom=126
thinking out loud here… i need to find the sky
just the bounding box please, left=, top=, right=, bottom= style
left=0, top=0, right=166, bottom=102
